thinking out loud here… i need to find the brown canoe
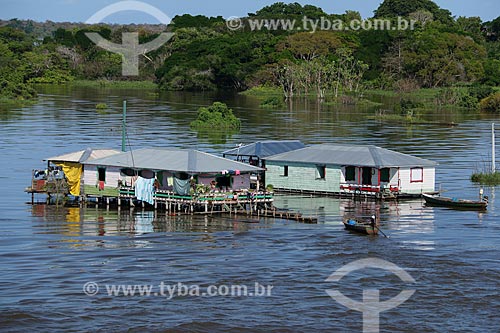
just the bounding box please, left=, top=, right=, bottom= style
left=342, top=217, right=379, bottom=236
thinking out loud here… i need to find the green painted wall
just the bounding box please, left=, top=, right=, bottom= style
left=83, top=184, right=119, bottom=197
left=266, top=162, right=341, bottom=192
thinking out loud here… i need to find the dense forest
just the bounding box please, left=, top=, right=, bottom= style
left=1, top=0, right=500, bottom=110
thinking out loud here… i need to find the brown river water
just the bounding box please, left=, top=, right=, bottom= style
left=0, top=85, right=498, bottom=332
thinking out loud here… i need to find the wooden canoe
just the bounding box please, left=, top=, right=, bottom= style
left=342, top=217, right=378, bottom=236
left=422, top=193, right=488, bottom=210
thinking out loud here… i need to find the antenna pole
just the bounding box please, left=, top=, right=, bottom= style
left=122, top=100, right=127, bottom=152
left=492, top=123, right=496, bottom=173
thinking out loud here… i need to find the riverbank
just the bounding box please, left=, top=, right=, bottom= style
left=68, top=80, right=158, bottom=90
left=239, top=85, right=500, bottom=124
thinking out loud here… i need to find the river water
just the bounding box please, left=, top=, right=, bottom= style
left=0, top=86, right=499, bottom=332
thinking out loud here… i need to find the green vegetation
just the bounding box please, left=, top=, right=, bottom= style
left=240, top=85, right=282, bottom=98
left=480, top=92, right=500, bottom=112
left=260, top=96, right=285, bottom=109
left=95, top=103, right=108, bottom=110
left=471, top=172, right=500, bottom=185
left=190, top=102, right=241, bottom=130
left=0, top=23, right=164, bottom=100
left=369, top=111, right=424, bottom=124
left=1, top=0, right=500, bottom=109
left=70, top=80, right=158, bottom=89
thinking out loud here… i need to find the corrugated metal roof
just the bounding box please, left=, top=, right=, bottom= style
left=84, top=148, right=264, bottom=173
left=222, top=140, right=305, bottom=158
left=264, top=144, right=437, bottom=168
left=45, top=148, right=121, bottom=163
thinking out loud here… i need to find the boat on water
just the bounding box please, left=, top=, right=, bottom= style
left=342, top=216, right=379, bottom=236
left=422, top=193, right=488, bottom=210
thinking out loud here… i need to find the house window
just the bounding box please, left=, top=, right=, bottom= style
left=316, top=165, right=326, bottom=180
left=362, top=167, right=372, bottom=185
left=380, top=168, right=391, bottom=182
left=410, top=167, right=424, bottom=183
left=283, top=165, right=289, bottom=177
left=345, top=166, right=356, bottom=182
left=216, top=174, right=232, bottom=189
left=97, top=167, right=106, bottom=182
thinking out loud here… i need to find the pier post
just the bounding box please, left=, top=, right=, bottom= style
left=122, top=101, right=127, bottom=153
left=492, top=123, right=496, bottom=173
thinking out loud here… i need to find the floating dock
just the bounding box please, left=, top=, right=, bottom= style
left=26, top=184, right=317, bottom=224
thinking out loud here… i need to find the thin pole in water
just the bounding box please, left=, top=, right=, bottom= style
left=492, top=123, right=496, bottom=173
left=122, top=100, right=127, bottom=152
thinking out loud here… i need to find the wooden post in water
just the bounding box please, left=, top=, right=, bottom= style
left=492, top=123, right=496, bottom=173
left=122, top=100, right=127, bottom=152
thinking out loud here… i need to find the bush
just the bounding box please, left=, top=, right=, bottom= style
left=260, top=96, right=285, bottom=109
left=394, top=98, right=423, bottom=114
left=27, top=69, right=74, bottom=84
left=471, top=172, right=500, bottom=185
left=469, top=85, right=495, bottom=101
left=0, top=80, right=37, bottom=100
left=458, top=93, right=479, bottom=109
left=434, top=87, right=485, bottom=109
left=190, top=102, right=241, bottom=130
left=480, top=92, right=500, bottom=112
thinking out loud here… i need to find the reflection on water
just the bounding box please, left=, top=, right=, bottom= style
left=31, top=205, right=262, bottom=237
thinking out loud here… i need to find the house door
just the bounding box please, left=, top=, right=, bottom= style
left=362, top=167, right=372, bottom=185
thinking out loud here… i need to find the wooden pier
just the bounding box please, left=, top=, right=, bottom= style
left=27, top=185, right=317, bottom=224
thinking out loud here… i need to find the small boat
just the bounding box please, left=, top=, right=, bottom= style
left=422, top=193, right=488, bottom=210
left=342, top=216, right=379, bottom=236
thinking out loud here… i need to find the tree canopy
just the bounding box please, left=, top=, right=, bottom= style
left=190, top=102, right=241, bottom=130
left=374, top=0, right=453, bottom=24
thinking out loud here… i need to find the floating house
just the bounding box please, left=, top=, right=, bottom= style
left=81, top=148, right=272, bottom=211
left=222, top=140, right=305, bottom=188
left=27, top=148, right=121, bottom=199
left=264, top=144, right=437, bottom=198
left=222, top=140, right=305, bottom=167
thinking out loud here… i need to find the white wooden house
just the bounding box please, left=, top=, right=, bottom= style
left=264, top=144, right=437, bottom=198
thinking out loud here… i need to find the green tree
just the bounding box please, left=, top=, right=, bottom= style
left=483, top=59, right=500, bottom=86
left=456, top=16, right=484, bottom=42
left=386, top=27, right=486, bottom=87
left=278, top=31, right=345, bottom=61
left=374, top=0, right=453, bottom=24
left=483, top=16, right=500, bottom=41
left=171, top=14, right=225, bottom=30
left=190, top=102, right=241, bottom=130
left=53, top=27, right=76, bottom=47
left=480, top=92, right=500, bottom=112
left=250, top=2, right=326, bottom=19
left=0, top=28, right=37, bottom=100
